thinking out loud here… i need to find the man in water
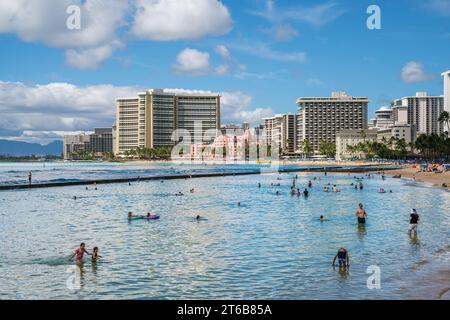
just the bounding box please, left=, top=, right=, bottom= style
left=332, top=247, right=350, bottom=268
left=28, top=172, right=32, bottom=186
left=303, top=189, right=309, bottom=197
left=71, top=243, right=91, bottom=265
left=308, top=181, right=312, bottom=188
left=356, top=203, right=367, bottom=224
left=408, top=209, right=420, bottom=237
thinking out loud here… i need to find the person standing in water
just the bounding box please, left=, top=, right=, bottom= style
left=356, top=203, right=367, bottom=224
left=408, top=209, right=420, bottom=237
left=28, top=172, right=32, bottom=186
left=91, top=247, right=101, bottom=262
left=332, top=247, right=349, bottom=268
left=70, top=243, right=91, bottom=265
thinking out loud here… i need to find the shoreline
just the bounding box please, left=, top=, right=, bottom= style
left=383, top=167, right=450, bottom=190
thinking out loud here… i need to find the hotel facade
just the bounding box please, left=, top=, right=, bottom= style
left=391, top=92, right=444, bottom=136
left=296, top=92, right=369, bottom=153
left=443, top=71, right=450, bottom=132
left=115, top=89, right=220, bottom=154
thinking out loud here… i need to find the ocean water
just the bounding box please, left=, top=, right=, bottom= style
left=0, top=163, right=449, bottom=299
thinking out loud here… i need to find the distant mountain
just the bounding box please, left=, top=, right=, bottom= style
left=0, top=140, right=63, bottom=156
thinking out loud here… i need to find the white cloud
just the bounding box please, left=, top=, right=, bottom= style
left=306, top=78, right=323, bottom=87
left=172, top=48, right=211, bottom=75
left=400, top=61, right=435, bottom=83
left=215, top=64, right=229, bottom=75
left=230, top=41, right=306, bottom=62
left=0, top=0, right=129, bottom=69
left=65, top=41, right=123, bottom=70
left=0, top=0, right=234, bottom=69
left=0, top=81, right=141, bottom=135
left=215, top=45, right=231, bottom=60
left=254, top=1, right=346, bottom=26
left=131, top=0, right=232, bottom=40
left=262, top=24, right=299, bottom=41
left=221, top=92, right=273, bottom=126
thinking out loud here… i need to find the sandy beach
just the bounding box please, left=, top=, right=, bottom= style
left=384, top=167, right=450, bottom=190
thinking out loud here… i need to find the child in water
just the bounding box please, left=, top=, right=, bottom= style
left=91, top=247, right=102, bottom=262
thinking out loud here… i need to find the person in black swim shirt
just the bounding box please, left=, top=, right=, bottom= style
left=332, top=247, right=349, bottom=268
left=303, top=189, right=309, bottom=197
left=408, top=209, right=419, bottom=237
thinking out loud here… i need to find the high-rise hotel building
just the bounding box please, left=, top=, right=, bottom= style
left=296, top=92, right=368, bottom=153
left=443, top=70, right=450, bottom=132
left=263, top=114, right=297, bottom=155
left=115, top=89, right=220, bottom=154
left=391, top=92, right=444, bottom=136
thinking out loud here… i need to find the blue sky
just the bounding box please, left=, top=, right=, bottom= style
left=0, top=0, right=449, bottom=143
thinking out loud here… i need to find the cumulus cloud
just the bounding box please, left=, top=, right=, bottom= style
left=0, top=0, right=130, bottom=69
left=262, top=24, right=299, bottom=41
left=220, top=92, right=273, bottom=126
left=0, top=81, right=141, bottom=140
left=0, top=0, right=234, bottom=69
left=131, top=0, right=232, bottom=40
left=172, top=48, right=211, bottom=75
left=400, top=61, right=435, bottom=83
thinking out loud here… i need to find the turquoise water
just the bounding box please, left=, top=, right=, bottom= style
left=0, top=163, right=449, bottom=299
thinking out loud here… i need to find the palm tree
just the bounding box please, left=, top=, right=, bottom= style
left=438, top=111, right=450, bottom=136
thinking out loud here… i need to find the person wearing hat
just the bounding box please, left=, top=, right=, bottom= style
left=408, top=209, right=420, bottom=237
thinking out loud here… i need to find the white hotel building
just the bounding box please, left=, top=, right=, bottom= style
left=391, top=92, right=444, bottom=136
left=115, top=89, right=220, bottom=154
left=443, top=70, right=450, bottom=132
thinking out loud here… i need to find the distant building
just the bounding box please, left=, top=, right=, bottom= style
left=297, top=92, right=369, bottom=153
left=64, top=128, right=113, bottom=159
left=377, top=124, right=416, bottom=146
left=262, top=113, right=297, bottom=156
left=368, top=106, right=394, bottom=130
left=391, top=92, right=444, bottom=136
left=443, top=70, right=450, bottom=132
left=86, top=128, right=113, bottom=155
left=63, top=133, right=90, bottom=159
left=115, top=89, right=220, bottom=154
left=335, top=129, right=378, bottom=161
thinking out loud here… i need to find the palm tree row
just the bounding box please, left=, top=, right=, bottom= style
left=347, top=133, right=450, bottom=161
left=123, top=147, right=173, bottom=160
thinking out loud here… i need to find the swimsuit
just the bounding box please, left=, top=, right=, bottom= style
left=74, top=248, right=84, bottom=262
left=337, top=250, right=347, bottom=265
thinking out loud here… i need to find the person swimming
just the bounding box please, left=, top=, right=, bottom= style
left=258, top=183, right=261, bottom=188
left=303, top=189, right=309, bottom=197
left=308, top=181, right=312, bottom=188
left=190, top=188, right=195, bottom=193
left=332, top=247, right=349, bottom=268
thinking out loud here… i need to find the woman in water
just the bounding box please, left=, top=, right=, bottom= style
left=70, top=243, right=91, bottom=265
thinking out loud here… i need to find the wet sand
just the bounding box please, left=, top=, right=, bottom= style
left=384, top=167, right=450, bottom=190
